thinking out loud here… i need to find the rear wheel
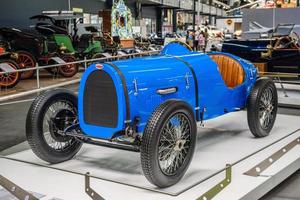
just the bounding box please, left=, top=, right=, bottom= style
left=0, top=59, right=20, bottom=88
left=58, top=55, right=78, bottom=77
left=26, top=89, right=82, bottom=163
left=141, top=100, right=197, bottom=188
left=247, top=77, right=278, bottom=137
left=17, top=51, right=36, bottom=79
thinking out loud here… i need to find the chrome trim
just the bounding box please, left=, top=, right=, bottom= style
left=157, top=87, right=177, bottom=95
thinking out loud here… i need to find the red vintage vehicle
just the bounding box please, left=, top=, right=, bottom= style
left=0, top=41, right=20, bottom=88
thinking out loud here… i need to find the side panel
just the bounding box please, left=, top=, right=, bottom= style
left=177, top=52, right=257, bottom=120
left=117, top=56, right=197, bottom=133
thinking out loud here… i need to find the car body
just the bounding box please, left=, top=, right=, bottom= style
left=26, top=42, right=278, bottom=188
left=78, top=43, right=257, bottom=139
left=222, top=24, right=300, bottom=76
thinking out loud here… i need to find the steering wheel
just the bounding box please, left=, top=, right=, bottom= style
left=290, top=31, right=300, bottom=48
left=274, top=36, right=292, bottom=49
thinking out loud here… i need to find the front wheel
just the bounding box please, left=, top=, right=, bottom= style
left=141, top=100, right=197, bottom=188
left=26, top=89, right=82, bottom=163
left=0, top=59, right=20, bottom=88
left=247, top=77, right=278, bottom=138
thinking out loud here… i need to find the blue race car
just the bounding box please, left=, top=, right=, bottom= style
left=26, top=42, right=278, bottom=188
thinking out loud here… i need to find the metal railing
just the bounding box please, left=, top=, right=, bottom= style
left=0, top=50, right=160, bottom=102
left=1, top=49, right=300, bottom=102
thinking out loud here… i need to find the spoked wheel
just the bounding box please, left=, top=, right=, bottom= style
left=58, top=55, right=78, bottom=77
left=26, top=89, right=82, bottom=163
left=17, top=51, right=36, bottom=79
left=247, top=77, right=278, bottom=138
left=141, top=100, right=196, bottom=188
left=158, top=113, right=192, bottom=176
left=0, top=59, right=20, bottom=89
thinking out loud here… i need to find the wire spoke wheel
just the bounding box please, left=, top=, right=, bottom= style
left=26, top=89, right=82, bottom=164
left=42, top=100, right=78, bottom=151
left=17, top=51, right=36, bottom=79
left=59, top=56, right=78, bottom=77
left=141, top=100, right=196, bottom=188
left=158, top=113, right=191, bottom=176
left=0, top=60, right=20, bottom=88
left=258, top=87, right=275, bottom=130
left=247, top=77, right=278, bottom=138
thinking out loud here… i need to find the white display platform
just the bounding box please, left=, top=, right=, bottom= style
left=276, top=83, right=300, bottom=106
left=1, top=112, right=300, bottom=200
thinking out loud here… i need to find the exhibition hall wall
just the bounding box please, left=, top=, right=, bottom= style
left=242, top=7, right=300, bottom=34
left=0, top=0, right=106, bottom=28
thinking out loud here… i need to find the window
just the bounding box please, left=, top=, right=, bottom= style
left=83, top=13, right=91, bottom=24
left=91, top=14, right=99, bottom=24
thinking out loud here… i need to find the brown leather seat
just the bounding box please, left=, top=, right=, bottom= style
left=210, top=54, right=244, bottom=88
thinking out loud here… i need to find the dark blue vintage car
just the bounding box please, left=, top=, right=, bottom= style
left=26, top=42, right=278, bottom=187
left=222, top=24, right=300, bottom=76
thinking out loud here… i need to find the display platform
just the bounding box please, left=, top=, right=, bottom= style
left=0, top=112, right=300, bottom=200
left=276, top=83, right=300, bottom=108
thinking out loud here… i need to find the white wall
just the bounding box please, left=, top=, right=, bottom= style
left=216, top=18, right=242, bottom=33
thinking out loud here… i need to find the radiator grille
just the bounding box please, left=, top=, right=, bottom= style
left=83, top=70, right=118, bottom=127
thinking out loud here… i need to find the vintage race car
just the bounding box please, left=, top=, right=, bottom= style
left=26, top=42, right=278, bottom=188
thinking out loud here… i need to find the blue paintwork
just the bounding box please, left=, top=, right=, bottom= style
left=78, top=43, right=258, bottom=139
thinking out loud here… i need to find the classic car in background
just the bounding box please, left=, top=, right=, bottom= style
left=26, top=42, right=278, bottom=188
left=0, top=27, right=79, bottom=79
left=0, top=41, right=20, bottom=88
left=199, top=25, right=223, bottom=39
left=164, top=33, right=187, bottom=46
left=222, top=24, right=300, bottom=77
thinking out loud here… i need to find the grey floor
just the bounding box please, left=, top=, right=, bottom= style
left=261, top=170, right=300, bottom=200
left=0, top=84, right=299, bottom=199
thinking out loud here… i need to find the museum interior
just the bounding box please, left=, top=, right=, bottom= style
left=0, top=0, right=300, bottom=199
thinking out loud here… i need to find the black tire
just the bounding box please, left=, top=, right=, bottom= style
left=247, top=77, right=278, bottom=138
left=26, top=89, right=82, bottom=164
left=141, top=100, right=197, bottom=188
left=0, top=59, right=20, bottom=88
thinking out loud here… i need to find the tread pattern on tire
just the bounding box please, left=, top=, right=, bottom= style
left=141, top=100, right=174, bottom=185
left=141, top=100, right=196, bottom=187
left=26, top=89, right=82, bottom=163
left=247, top=77, right=278, bottom=138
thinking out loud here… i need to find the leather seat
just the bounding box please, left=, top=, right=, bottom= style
left=210, top=54, right=244, bottom=88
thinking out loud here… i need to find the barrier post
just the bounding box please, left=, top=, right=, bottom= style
left=36, top=64, right=40, bottom=89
